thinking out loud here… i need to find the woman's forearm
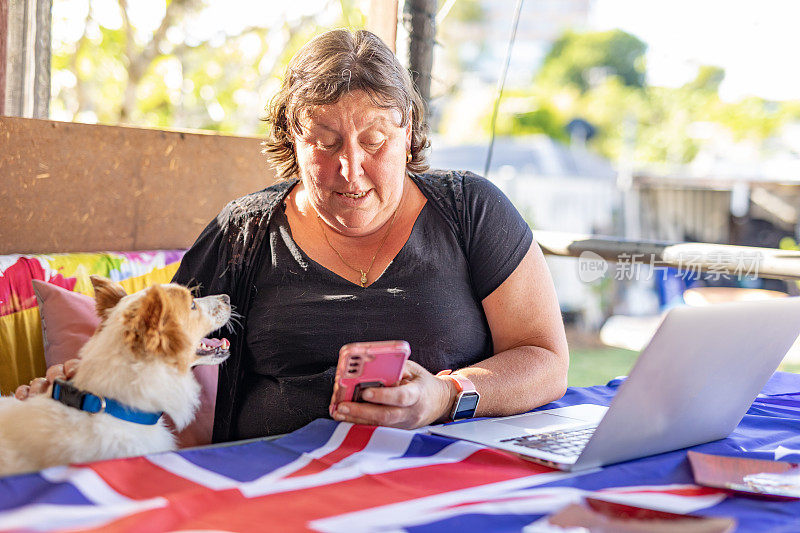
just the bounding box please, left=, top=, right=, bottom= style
left=443, top=345, right=569, bottom=418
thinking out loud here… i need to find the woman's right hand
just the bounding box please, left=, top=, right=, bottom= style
left=14, top=359, right=80, bottom=400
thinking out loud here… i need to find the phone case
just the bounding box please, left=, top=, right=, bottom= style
left=333, top=340, right=411, bottom=404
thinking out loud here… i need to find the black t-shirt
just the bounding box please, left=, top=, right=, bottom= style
left=233, top=174, right=533, bottom=438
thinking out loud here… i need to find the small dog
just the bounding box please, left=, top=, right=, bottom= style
left=0, top=276, right=231, bottom=477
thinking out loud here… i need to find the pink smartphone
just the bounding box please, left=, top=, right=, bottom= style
left=333, top=340, right=411, bottom=404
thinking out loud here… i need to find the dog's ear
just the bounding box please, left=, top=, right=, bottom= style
left=90, top=275, right=127, bottom=321
left=124, top=285, right=191, bottom=368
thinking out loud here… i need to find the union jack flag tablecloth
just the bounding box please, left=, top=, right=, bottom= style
left=2, top=373, right=800, bottom=532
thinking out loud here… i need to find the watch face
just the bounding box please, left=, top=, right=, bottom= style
left=453, top=392, right=480, bottom=420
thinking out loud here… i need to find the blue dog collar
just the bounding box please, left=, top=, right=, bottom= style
left=52, top=379, right=163, bottom=425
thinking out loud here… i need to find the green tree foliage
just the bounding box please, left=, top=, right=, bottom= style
left=444, top=0, right=484, bottom=23
left=482, top=28, right=796, bottom=165
left=535, top=30, right=647, bottom=93
left=50, top=0, right=364, bottom=134
left=686, top=65, right=725, bottom=93
left=511, top=105, right=569, bottom=142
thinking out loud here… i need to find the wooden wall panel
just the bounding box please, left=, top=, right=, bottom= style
left=0, top=117, right=276, bottom=254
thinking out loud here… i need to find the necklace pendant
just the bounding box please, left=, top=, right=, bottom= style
left=359, top=270, right=367, bottom=287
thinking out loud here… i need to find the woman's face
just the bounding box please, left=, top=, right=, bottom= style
left=293, top=90, right=412, bottom=237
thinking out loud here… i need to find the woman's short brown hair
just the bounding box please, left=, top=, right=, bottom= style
left=263, top=29, right=429, bottom=180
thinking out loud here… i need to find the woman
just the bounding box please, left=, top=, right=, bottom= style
left=21, top=29, right=569, bottom=443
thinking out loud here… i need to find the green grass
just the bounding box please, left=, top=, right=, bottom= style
left=568, top=347, right=640, bottom=388
left=781, top=362, right=800, bottom=374
left=568, top=347, right=800, bottom=389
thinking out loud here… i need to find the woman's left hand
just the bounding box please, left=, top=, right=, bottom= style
left=330, top=360, right=454, bottom=429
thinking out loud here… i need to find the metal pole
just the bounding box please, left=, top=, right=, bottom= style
left=33, top=0, right=51, bottom=119
left=4, top=0, right=49, bottom=117
left=0, top=0, right=7, bottom=115
left=403, top=0, right=435, bottom=104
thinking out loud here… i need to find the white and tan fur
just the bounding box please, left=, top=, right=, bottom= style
left=0, top=276, right=231, bottom=477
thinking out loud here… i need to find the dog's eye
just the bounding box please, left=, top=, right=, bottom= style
left=191, top=300, right=197, bottom=310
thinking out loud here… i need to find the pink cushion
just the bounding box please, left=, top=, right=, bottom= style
left=32, top=279, right=98, bottom=367
left=31, top=280, right=217, bottom=448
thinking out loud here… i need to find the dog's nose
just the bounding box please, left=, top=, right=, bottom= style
left=219, top=294, right=230, bottom=305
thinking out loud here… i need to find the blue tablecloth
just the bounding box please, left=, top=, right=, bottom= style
left=1, top=372, right=799, bottom=532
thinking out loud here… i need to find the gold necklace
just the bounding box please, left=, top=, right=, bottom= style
left=316, top=208, right=399, bottom=287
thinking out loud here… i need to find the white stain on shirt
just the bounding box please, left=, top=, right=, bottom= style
left=323, top=294, right=357, bottom=301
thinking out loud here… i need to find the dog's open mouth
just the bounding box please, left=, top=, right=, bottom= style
left=193, top=338, right=231, bottom=366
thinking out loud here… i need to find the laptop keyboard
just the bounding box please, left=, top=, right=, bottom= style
left=500, top=427, right=596, bottom=457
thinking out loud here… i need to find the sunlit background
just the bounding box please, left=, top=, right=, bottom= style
left=47, top=0, right=800, bottom=380
left=50, top=0, right=800, bottom=153
left=48, top=0, right=800, bottom=196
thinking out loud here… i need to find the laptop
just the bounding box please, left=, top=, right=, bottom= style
left=430, top=297, right=800, bottom=471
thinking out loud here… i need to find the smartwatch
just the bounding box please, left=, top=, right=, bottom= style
left=437, top=370, right=480, bottom=420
